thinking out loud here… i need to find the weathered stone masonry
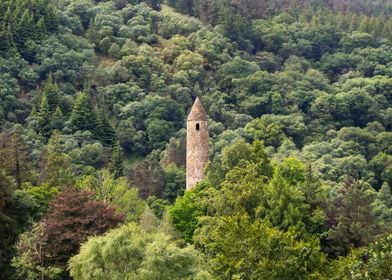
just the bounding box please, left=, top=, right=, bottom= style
left=186, top=97, right=209, bottom=190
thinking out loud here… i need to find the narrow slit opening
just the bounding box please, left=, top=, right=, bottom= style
left=196, top=123, right=200, bottom=130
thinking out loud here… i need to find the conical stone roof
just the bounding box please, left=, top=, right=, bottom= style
left=187, top=97, right=208, bottom=121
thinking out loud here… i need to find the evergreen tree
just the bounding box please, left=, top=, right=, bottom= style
left=42, top=74, right=59, bottom=112
left=97, top=109, right=116, bottom=146
left=50, top=106, right=65, bottom=131
left=37, top=93, right=51, bottom=138
left=129, top=157, right=166, bottom=199
left=70, top=92, right=98, bottom=133
left=0, top=130, right=32, bottom=189
left=0, top=24, right=15, bottom=54
left=0, top=170, right=18, bottom=278
left=43, top=131, right=73, bottom=187
left=14, top=10, right=34, bottom=56
left=327, top=177, right=382, bottom=257
left=108, top=141, right=124, bottom=179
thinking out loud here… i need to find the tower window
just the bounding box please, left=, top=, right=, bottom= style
left=196, top=123, right=200, bottom=130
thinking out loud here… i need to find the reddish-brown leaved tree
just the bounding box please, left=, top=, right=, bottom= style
left=39, top=191, right=124, bottom=270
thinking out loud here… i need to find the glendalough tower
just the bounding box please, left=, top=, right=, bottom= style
left=186, top=97, right=209, bottom=190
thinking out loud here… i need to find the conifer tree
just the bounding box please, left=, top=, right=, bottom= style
left=42, top=74, right=59, bottom=112
left=0, top=130, right=32, bottom=189
left=14, top=10, right=34, bottom=51
left=97, top=109, right=116, bottom=146
left=43, top=131, right=73, bottom=187
left=0, top=169, right=17, bottom=279
left=37, top=93, right=51, bottom=137
left=108, top=140, right=124, bottom=179
left=70, top=92, right=97, bottom=133
left=50, top=106, right=65, bottom=131
left=327, top=177, right=381, bottom=257
left=0, top=24, right=15, bottom=54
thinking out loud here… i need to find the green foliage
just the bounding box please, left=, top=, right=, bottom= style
left=0, top=0, right=59, bottom=56
left=76, top=169, right=145, bottom=222
left=0, top=170, right=17, bottom=278
left=96, top=109, right=116, bottom=146
left=1, top=0, right=392, bottom=278
left=14, top=184, right=59, bottom=223
left=70, top=91, right=98, bottom=134
left=108, top=141, right=124, bottom=178
left=163, top=164, right=186, bottom=203
left=69, top=223, right=212, bottom=280
left=330, top=233, right=392, bottom=280
left=11, top=224, right=63, bottom=280
left=195, top=214, right=327, bottom=279
left=169, top=188, right=205, bottom=243
left=42, top=131, right=74, bottom=187
left=326, top=177, right=385, bottom=257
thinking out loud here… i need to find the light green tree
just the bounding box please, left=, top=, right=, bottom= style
left=68, top=223, right=212, bottom=280
left=76, top=169, right=145, bottom=222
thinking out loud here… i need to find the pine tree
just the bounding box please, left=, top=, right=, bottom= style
left=0, top=130, right=32, bottom=189
left=70, top=92, right=97, bottom=133
left=0, top=24, right=15, bottom=54
left=50, top=106, right=64, bottom=131
left=37, top=93, right=51, bottom=137
left=327, top=177, right=381, bottom=257
left=108, top=141, right=124, bottom=179
left=44, top=131, right=73, bottom=187
left=14, top=10, right=34, bottom=50
left=0, top=169, right=17, bottom=279
left=42, top=74, right=59, bottom=112
left=96, top=109, right=116, bottom=146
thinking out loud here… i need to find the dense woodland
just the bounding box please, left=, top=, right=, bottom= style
left=0, top=0, right=391, bottom=279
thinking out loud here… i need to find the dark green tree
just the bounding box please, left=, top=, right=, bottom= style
left=70, top=92, right=98, bottom=133
left=41, top=75, right=59, bottom=112
left=108, top=141, right=124, bottom=179
left=327, top=177, right=383, bottom=257
left=96, top=109, right=116, bottom=146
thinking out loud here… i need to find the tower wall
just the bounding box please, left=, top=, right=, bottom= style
left=186, top=118, right=209, bottom=189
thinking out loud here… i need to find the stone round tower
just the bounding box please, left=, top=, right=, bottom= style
left=186, top=97, right=209, bottom=190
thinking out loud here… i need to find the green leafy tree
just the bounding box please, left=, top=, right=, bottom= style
left=69, top=223, right=212, bottom=280
left=330, top=233, right=392, bottom=280
left=36, top=93, right=51, bottom=137
left=169, top=188, right=205, bottom=243
left=194, top=214, right=327, bottom=280
left=11, top=224, right=62, bottom=280
left=77, top=170, right=145, bottom=222
left=245, top=117, right=287, bottom=148
left=163, top=164, right=186, bottom=203
left=41, top=75, right=59, bottom=112
left=0, top=24, right=15, bottom=55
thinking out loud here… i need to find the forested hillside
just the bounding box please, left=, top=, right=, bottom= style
left=0, top=0, right=391, bottom=279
